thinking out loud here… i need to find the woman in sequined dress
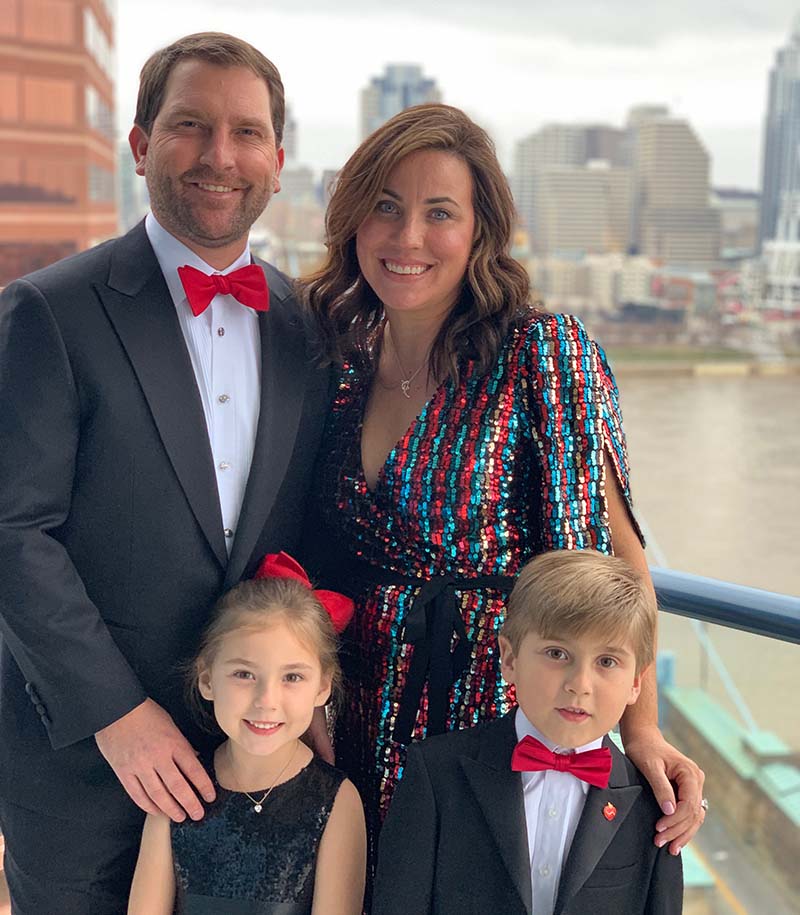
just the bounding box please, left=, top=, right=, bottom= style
left=302, top=104, right=705, bottom=874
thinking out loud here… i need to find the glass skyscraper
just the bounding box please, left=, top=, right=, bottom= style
left=759, top=17, right=800, bottom=247
left=359, top=64, right=441, bottom=140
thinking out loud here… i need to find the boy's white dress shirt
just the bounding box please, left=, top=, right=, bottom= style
left=514, top=707, right=606, bottom=915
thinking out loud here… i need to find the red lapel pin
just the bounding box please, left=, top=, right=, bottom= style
left=603, top=802, right=617, bottom=821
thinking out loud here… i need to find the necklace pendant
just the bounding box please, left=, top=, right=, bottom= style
left=400, top=380, right=412, bottom=399
left=253, top=802, right=263, bottom=813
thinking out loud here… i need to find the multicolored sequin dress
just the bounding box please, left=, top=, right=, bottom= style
left=308, top=311, right=637, bottom=859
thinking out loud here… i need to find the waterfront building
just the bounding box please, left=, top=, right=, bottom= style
left=758, top=16, right=800, bottom=248
left=630, top=109, right=720, bottom=267
left=761, top=190, right=800, bottom=316
left=359, top=64, right=441, bottom=140
left=529, top=249, right=656, bottom=316
left=711, top=188, right=760, bottom=260
left=0, top=0, right=116, bottom=285
left=619, top=254, right=657, bottom=305
left=529, top=247, right=730, bottom=327
left=739, top=256, right=767, bottom=311
left=585, top=251, right=625, bottom=313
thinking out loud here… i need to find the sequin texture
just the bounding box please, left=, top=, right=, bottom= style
left=308, top=311, right=637, bottom=857
left=171, top=756, right=345, bottom=913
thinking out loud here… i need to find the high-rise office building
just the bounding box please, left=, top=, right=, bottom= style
left=360, top=64, right=441, bottom=139
left=0, top=0, right=117, bottom=285
left=536, top=161, right=631, bottom=256
left=512, top=124, right=587, bottom=252
left=513, top=124, right=631, bottom=256
left=630, top=110, right=720, bottom=266
left=515, top=110, right=718, bottom=265
left=758, top=16, right=800, bottom=248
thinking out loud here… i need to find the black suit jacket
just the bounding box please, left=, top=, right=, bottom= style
left=373, top=712, right=682, bottom=915
left=0, top=223, right=331, bottom=822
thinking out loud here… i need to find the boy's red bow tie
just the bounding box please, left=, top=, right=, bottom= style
left=511, top=735, right=612, bottom=789
left=178, top=264, right=269, bottom=316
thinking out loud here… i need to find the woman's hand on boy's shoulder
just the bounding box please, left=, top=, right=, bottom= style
left=623, top=725, right=706, bottom=855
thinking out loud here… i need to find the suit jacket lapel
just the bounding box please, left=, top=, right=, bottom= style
left=554, top=739, right=642, bottom=914
left=224, top=270, right=309, bottom=587
left=459, top=713, right=533, bottom=915
left=97, top=223, right=227, bottom=568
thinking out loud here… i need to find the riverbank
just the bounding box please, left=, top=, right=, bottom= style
left=612, top=360, right=800, bottom=376
left=605, top=346, right=800, bottom=376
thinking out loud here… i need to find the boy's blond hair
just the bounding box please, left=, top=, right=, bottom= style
left=501, top=550, right=656, bottom=672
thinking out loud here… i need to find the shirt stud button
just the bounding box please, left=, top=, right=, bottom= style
left=218, top=394, right=230, bottom=404
left=224, top=528, right=233, bottom=538
left=218, top=461, right=231, bottom=471
left=217, top=327, right=225, bottom=336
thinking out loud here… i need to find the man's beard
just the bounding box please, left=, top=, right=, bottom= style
left=146, top=167, right=272, bottom=249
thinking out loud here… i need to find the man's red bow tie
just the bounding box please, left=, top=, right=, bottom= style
left=511, top=734, right=612, bottom=789
left=178, top=264, right=269, bottom=317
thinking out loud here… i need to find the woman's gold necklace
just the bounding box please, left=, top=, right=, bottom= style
left=386, top=331, right=429, bottom=399
left=227, top=741, right=297, bottom=814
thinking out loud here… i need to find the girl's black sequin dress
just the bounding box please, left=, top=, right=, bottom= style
left=170, top=756, right=345, bottom=914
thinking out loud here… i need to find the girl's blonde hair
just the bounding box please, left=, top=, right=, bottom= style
left=187, top=578, right=342, bottom=732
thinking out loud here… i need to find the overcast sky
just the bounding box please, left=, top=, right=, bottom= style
left=115, top=0, right=800, bottom=189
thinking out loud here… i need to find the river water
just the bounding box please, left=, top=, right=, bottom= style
left=616, top=372, right=800, bottom=749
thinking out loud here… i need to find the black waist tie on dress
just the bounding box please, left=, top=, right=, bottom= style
left=343, top=558, right=515, bottom=744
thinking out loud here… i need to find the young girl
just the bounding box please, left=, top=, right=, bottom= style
left=128, top=552, right=366, bottom=915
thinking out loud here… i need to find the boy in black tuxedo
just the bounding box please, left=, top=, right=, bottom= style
left=373, top=550, right=683, bottom=915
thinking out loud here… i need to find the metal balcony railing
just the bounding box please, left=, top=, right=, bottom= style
left=651, top=567, right=800, bottom=645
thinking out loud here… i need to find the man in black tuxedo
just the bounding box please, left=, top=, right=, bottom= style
left=373, top=551, right=685, bottom=915
left=0, top=32, right=330, bottom=914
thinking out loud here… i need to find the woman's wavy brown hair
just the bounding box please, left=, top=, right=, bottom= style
left=302, top=103, right=532, bottom=382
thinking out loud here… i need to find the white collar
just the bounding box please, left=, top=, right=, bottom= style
left=144, top=211, right=252, bottom=309
left=514, top=707, right=605, bottom=755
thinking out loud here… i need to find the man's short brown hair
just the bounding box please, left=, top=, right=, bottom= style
left=134, top=32, right=285, bottom=145
left=501, top=550, right=656, bottom=673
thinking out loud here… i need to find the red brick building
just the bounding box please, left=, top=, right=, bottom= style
left=0, top=0, right=116, bottom=285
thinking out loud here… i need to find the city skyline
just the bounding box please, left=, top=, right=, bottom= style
left=115, top=1, right=798, bottom=189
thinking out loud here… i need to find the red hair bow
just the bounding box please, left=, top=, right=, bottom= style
left=254, top=552, right=355, bottom=634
